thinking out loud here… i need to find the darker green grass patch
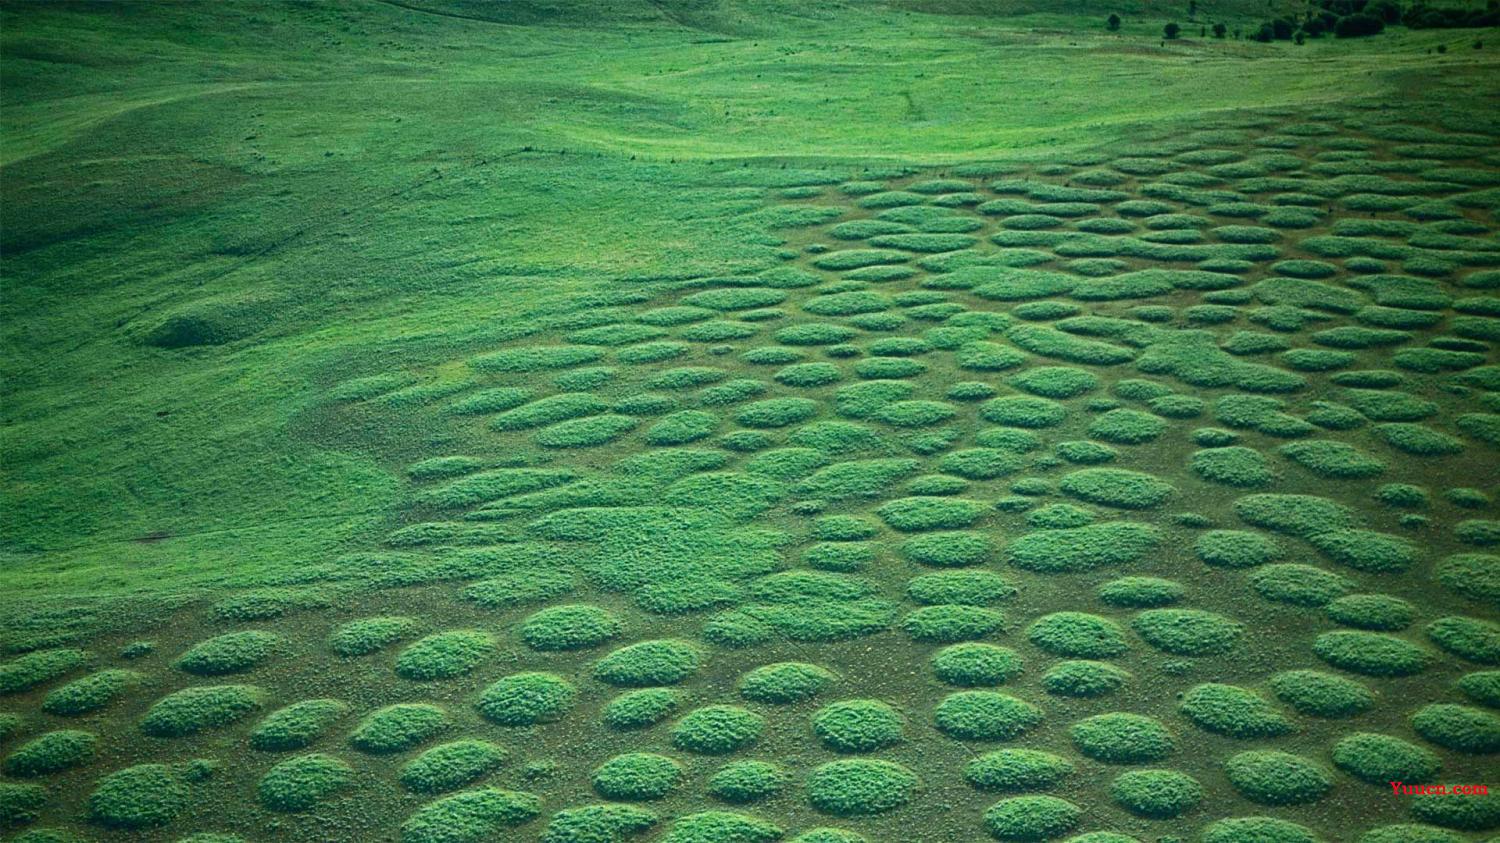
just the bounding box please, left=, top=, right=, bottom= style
left=603, top=688, right=681, bottom=730
left=139, top=685, right=264, bottom=737
left=1027, top=612, right=1127, bottom=658
left=40, top=669, right=139, bottom=717
left=983, top=795, right=1081, bottom=841
left=350, top=703, right=450, bottom=752
left=1224, top=751, right=1331, bottom=806
left=0, top=649, right=87, bottom=695
left=258, top=753, right=352, bottom=812
left=1111, top=769, right=1202, bottom=819
left=1059, top=469, right=1174, bottom=509
left=476, top=674, right=575, bottom=726
left=249, top=699, right=348, bottom=751
left=399, top=740, right=507, bottom=794
left=1313, top=631, right=1432, bottom=677
left=806, top=759, right=917, bottom=817
left=593, top=640, right=703, bottom=687
left=399, top=788, right=540, bottom=843
left=86, top=763, right=199, bottom=829
left=1179, top=684, right=1292, bottom=739
left=2, top=730, right=96, bottom=777
left=395, top=630, right=495, bottom=679
left=812, top=700, right=905, bottom=752
left=672, top=705, right=764, bottom=755
left=1007, top=521, right=1160, bottom=573
left=519, top=606, right=623, bottom=652
left=1132, top=609, right=1243, bottom=656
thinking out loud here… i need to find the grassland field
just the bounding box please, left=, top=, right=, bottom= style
left=2, top=1, right=1500, bottom=841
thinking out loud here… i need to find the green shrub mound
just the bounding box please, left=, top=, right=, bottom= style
left=876, top=497, right=985, bottom=532
left=1110, top=769, right=1203, bottom=818
left=1233, top=494, right=1354, bottom=538
left=805, top=759, right=918, bottom=816
left=540, top=804, right=659, bottom=843
left=1088, top=409, right=1168, bottom=445
left=1412, top=703, right=1500, bottom=753
left=900, top=531, right=994, bottom=567
left=903, top=605, right=1005, bottom=642
left=933, top=644, right=1023, bottom=687
left=1027, top=612, right=1127, bottom=658
left=604, top=688, right=680, bottom=730
left=1306, top=529, right=1418, bottom=574
left=1249, top=564, right=1353, bottom=607
left=812, top=700, right=905, bottom=752
left=660, top=810, right=783, bottom=843
left=40, top=669, right=139, bottom=716
left=172, top=631, right=279, bottom=676
left=672, top=706, right=764, bottom=755
left=258, top=753, right=352, bottom=812
left=1179, top=684, right=1293, bottom=739
left=1436, top=553, right=1500, bottom=607
left=86, top=763, right=194, bottom=829
left=909, top=571, right=1017, bottom=606
left=980, top=396, right=1068, bottom=428
left=399, top=788, right=542, bottom=843
left=330, top=616, right=418, bottom=656
left=0, top=783, right=49, bottom=828
left=738, top=662, right=835, bottom=704
left=476, top=673, right=576, bottom=726
left=1055, top=440, right=1117, bottom=464
left=1195, top=530, right=1280, bottom=568
left=1070, top=713, right=1175, bottom=764
left=1007, top=521, right=1160, bottom=572
left=1409, top=791, right=1500, bottom=831
left=1373, top=423, right=1464, bottom=456
left=1268, top=670, right=1373, bottom=718
left=964, top=749, right=1073, bottom=792
left=593, top=640, right=703, bottom=686
left=776, top=362, right=845, bottom=387
left=139, top=685, right=264, bottom=737
left=1332, top=733, right=1441, bottom=784
left=400, top=740, right=507, bottom=794
left=1041, top=660, right=1129, bottom=698
left=1059, top=834, right=1141, bottom=843
left=814, top=516, right=878, bottom=541
left=350, top=703, right=449, bottom=753
left=1224, top=751, right=1332, bottom=805
left=1279, top=440, right=1386, bottom=479
left=934, top=691, right=1043, bottom=741
left=1357, top=825, right=1464, bottom=843
left=735, top=398, right=819, bottom=429
left=535, top=414, right=638, bottom=448
left=1097, top=577, right=1183, bottom=608
left=1132, top=609, right=1243, bottom=656
left=1009, top=367, right=1099, bottom=399
left=2, top=730, right=96, bottom=777
left=938, top=448, right=1022, bottom=480
left=248, top=699, right=348, bottom=751
left=591, top=752, right=683, bottom=801
left=646, top=411, right=720, bottom=445
left=1327, top=594, right=1416, bottom=631
left=1191, top=447, right=1275, bottom=488
left=1201, top=817, right=1321, bottom=843
left=708, top=760, right=785, bottom=804
left=1058, top=469, right=1174, bottom=509
left=518, top=606, right=623, bottom=652
left=789, top=828, right=867, bottom=843
left=983, top=795, right=1081, bottom=841
left=1426, top=616, right=1500, bottom=664
left=395, top=631, right=496, bottom=680
left=1458, top=671, right=1500, bottom=708
left=1313, top=631, right=1432, bottom=677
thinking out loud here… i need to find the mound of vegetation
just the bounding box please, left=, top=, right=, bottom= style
left=964, top=749, right=1073, bottom=793
left=476, top=674, right=576, bottom=726
left=1179, top=684, right=1293, bottom=739
left=40, top=669, right=139, bottom=716
left=1132, top=609, right=1243, bottom=656
left=395, top=631, right=496, bottom=680
left=1041, top=660, right=1129, bottom=698
left=3, top=730, right=97, bottom=777
left=902, top=605, right=1004, bottom=642
left=350, top=703, right=449, bottom=753
left=1007, top=521, right=1161, bottom=572
left=258, top=753, right=353, bottom=812
left=934, top=692, right=1043, bottom=741
left=1059, top=468, right=1174, bottom=509
left=1411, top=704, right=1500, bottom=753
left=738, top=662, right=835, bottom=704
left=1110, top=769, right=1203, bottom=818
left=1195, top=530, right=1280, bottom=568
left=248, top=699, right=349, bottom=751
left=400, top=740, right=508, bottom=794
left=593, top=640, right=704, bottom=686
left=592, top=753, right=684, bottom=801
left=1313, top=631, right=1432, bottom=676
left=707, top=761, right=786, bottom=804
left=1224, top=751, right=1332, bottom=805
left=812, top=700, right=905, bottom=752
left=671, top=706, right=764, bottom=755
left=659, top=810, right=783, bottom=843
left=1268, top=670, right=1373, bottom=718
left=139, top=685, right=264, bottom=737
left=1097, top=577, right=1183, bottom=608
left=86, top=762, right=198, bottom=829
left=603, top=688, right=680, bottom=730
left=805, top=759, right=918, bottom=816
left=982, top=795, right=1081, bottom=841
left=1027, top=612, right=1127, bottom=658
left=399, top=788, right=541, bottom=843
left=1070, top=713, right=1175, bottom=764
left=1332, top=733, right=1441, bottom=784
left=329, top=617, right=418, bottom=657
left=932, top=644, right=1023, bottom=687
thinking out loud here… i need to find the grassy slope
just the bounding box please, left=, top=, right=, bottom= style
left=2, top=0, right=1493, bottom=598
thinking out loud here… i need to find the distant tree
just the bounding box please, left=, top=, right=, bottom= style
left=1213, top=21, right=1227, bottom=37
left=1303, top=17, right=1327, bottom=36
left=1272, top=17, right=1295, bottom=38
left=1255, top=22, right=1276, bottom=41
left=1334, top=12, right=1384, bottom=36
left=1295, top=30, right=1306, bottom=44
left=1165, top=21, right=1182, bottom=38
left=1436, top=43, right=1448, bottom=53
left=1107, top=13, right=1122, bottom=30
left=1369, top=0, right=1402, bottom=23
left=1189, top=0, right=1198, bottom=19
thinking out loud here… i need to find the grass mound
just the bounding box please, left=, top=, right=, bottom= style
left=672, top=706, right=764, bottom=754
left=1007, top=521, right=1160, bottom=572
left=40, top=669, right=139, bottom=716
left=1425, top=615, right=1500, bottom=664
left=805, top=759, right=917, bottom=816
left=1332, top=733, right=1441, bottom=784
left=139, top=685, right=264, bottom=737
left=964, top=749, right=1073, bottom=793
left=909, top=571, right=1016, bottom=606
left=3, top=730, right=96, bottom=777
left=1110, top=769, right=1202, bottom=818
left=395, top=631, right=496, bottom=680
left=1132, top=609, right=1243, bottom=656
left=1249, top=564, right=1353, bottom=607
left=1058, top=469, right=1173, bottom=509
left=1195, top=530, right=1280, bottom=568
left=1087, top=409, right=1167, bottom=445
left=603, top=688, right=680, bottom=730
left=350, top=703, right=449, bottom=752
left=1201, top=817, right=1320, bottom=843
left=258, top=753, right=352, bottom=812
left=476, top=674, right=576, bottom=726
left=932, top=644, right=1023, bottom=687
left=329, top=617, right=418, bottom=656
left=1224, top=751, right=1332, bottom=805
left=660, top=811, right=783, bottom=843
left=900, top=531, right=994, bottom=567
left=1070, top=713, right=1174, bottom=764
left=594, top=640, right=703, bottom=686
left=1026, top=612, right=1126, bottom=658
left=86, top=763, right=195, bottom=829
left=1411, top=703, right=1500, bottom=753
left=1097, top=577, right=1182, bottom=608
left=1327, top=594, right=1416, bottom=631
left=1313, top=631, right=1432, bottom=677
left=876, top=497, right=985, bottom=531
left=812, top=700, right=904, bottom=752
left=1179, top=684, right=1292, bottom=739
left=902, top=605, right=1004, bottom=642
left=708, top=761, right=786, bottom=804
left=1268, top=670, right=1373, bottom=718
left=1041, top=660, right=1129, bottom=698
left=399, top=788, right=541, bottom=843
left=592, top=752, right=683, bottom=801
left=520, top=606, right=623, bottom=652
left=934, top=691, right=1042, bottom=741
left=738, top=662, right=835, bottom=704
left=400, top=740, right=507, bottom=794
left=541, top=804, right=658, bottom=843
left=173, top=631, right=280, bottom=675
left=1191, top=447, right=1275, bottom=488
left=0, top=649, right=86, bottom=694
left=249, top=699, right=348, bottom=751
left=982, top=795, right=1081, bottom=841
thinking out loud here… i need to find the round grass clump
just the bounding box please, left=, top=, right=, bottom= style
left=1055, top=440, right=1116, bottom=464
left=1224, top=751, right=1332, bottom=805
left=173, top=631, right=279, bottom=676
left=1007, top=521, right=1161, bottom=573
left=812, top=700, right=904, bottom=752
left=329, top=616, right=417, bottom=657
left=1409, top=791, right=1500, bottom=831
left=1191, top=447, right=1275, bottom=488
left=395, top=631, right=495, bottom=680
left=983, top=795, right=1081, bottom=841
left=1097, top=577, right=1182, bottom=608
left=1179, top=684, right=1292, bottom=739
left=646, top=411, right=720, bottom=445
left=1009, top=367, right=1099, bottom=398
left=1249, top=564, right=1352, bottom=607
left=1279, top=440, right=1386, bottom=479
left=1306, top=529, right=1418, bottom=574
left=964, top=749, right=1073, bottom=792
left=40, top=669, right=139, bottom=717
left=249, top=698, right=348, bottom=751
left=659, top=810, right=783, bottom=843
left=399, top=788, right=541, bottom=843
left=1426, top=615, right=1500, bottom=664
left=1411, top=704, right=1500, bottom=754
left=909, top=571, right=1016, bottom=606
left=519, top=606, right=623, bottom=652
left=736, top=398, right=819, bottom=429
left=1201, top=817, right=1320, bottom=843
left=813, top=516, right=878, bottom=541
left=348, top=703, right=449, bottom=753
left=1435, top=553, right=1500, bottom=607
left=1331, top=733, right=1440, bottom=784
left=1358, top=825, right=1464, bottom=843
left=980, top=396, right=1067, bottom=428
left=1041, top=661, right=1129, bottom=698
left=258, top=753, right=352, bottom=812
left=476, top=673, right=576, bottom=726
left=877, top=497, right=985, bottom=532
left=939, top=448, right=1022, bottom=480
left=0, top=782, right=48, bottom=828
left=708, top=761, right=785, bottom=804
left=400, top=740, right=507, bottom=794
left=932, top=644, right=1023, bottom=687
left=1027, top=612, right=1127, bottom=658
left=903, top=605, right=1004, bottom=643
left=139, top=685, right=264, bottom=737
left=603, top=688, right=680, bottom=730
left=1233, top=494, right=1354, bottom=538
left=535, top=413, right=637, bottom=448
left=1195, top=530, right=1279, bottom=568
left=900, top=531, right=993, bottom=567
left=593, top=640, right=703, bottom=687
left=934, top=691, right=1042, bottom=741
left=86, top=763, right=190, bottom=829
left=1110, top=769, right=1202, bottom=818
left=1131, top=609, right=1243, bottom=656
left=805, top=759, right=918, bottom=816
left=592, top=753, right=683, bottom=801
left=2, top=730, right=96, bottom=777
left=1313, top=631, right=1432, bottom=677
left=738, top=662, right=834, bottom=705
left=1070, top=713, right=1174, bottom=764
left=1326, top=594, right=1415, bottom=631
left=672, top=706, right=764, bottom=755
left=1058, top=469, right=1173, bottom=509
left=1025, top=504, right=1095, bottom=529
left=541, top=804, right=659, bottom=843
left=1457, top=671, right=1500, bottom=707
left=1268, top=670, right=1373, bottom=718
left=1088, top=409, right=1168, bottom=445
